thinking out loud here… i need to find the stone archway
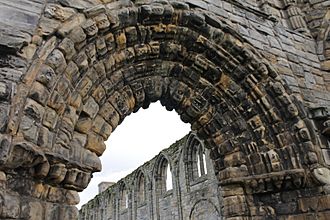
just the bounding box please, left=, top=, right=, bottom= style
left=0, top=0, right=329, bottom=219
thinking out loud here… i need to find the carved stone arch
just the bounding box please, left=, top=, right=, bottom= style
left=0, top=0, right=328, bottom=219
left=189, top=199, right=221, bottom=220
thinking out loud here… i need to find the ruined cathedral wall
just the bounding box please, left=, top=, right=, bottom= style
left=79, top=134, right=221, bottom=220
left=79, top=133, right=221, bottom=220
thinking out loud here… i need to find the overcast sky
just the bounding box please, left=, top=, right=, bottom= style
left=77, top=101, right=191, bottom=208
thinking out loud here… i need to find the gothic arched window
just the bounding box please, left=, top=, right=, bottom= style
left=136, top=171, right=146, bottom=204
left=185, top=133, right=208, bottom=183
left=154, top=156, right=173, bottom=195
left=119, top=183, right=129, bottom=210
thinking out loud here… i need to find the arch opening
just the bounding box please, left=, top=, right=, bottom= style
left=78, top=101, right=190, bottom=207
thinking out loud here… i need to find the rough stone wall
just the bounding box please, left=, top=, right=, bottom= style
left=79, top=132, right=221, bottom=220
left=0, top=0, right=329, bottom=219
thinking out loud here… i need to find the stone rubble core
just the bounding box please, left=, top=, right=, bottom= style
left=79, top=133, right=222, bottom=220
left=0, top=0, right=329, bottom=219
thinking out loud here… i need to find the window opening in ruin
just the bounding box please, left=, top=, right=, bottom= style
left=137, top=172, right=146, bottom=204
left=125, top=193, right=129, bottom=209
left=202, top=153, right=208, bottom=175
left=155, top=156, right=173, bottom=195
left=166, top=163, right=173, bottom=191
left=186, top=135, right=208, bottom=183
left=197, top=152, right=202, bottom=177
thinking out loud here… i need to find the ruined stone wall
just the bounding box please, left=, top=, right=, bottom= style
left=79, top=133, right=221, bottom=220
left=0, top=0, right=329, bottom=219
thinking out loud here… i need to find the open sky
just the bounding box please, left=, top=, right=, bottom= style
left=77, top=101, right=191, bottom=208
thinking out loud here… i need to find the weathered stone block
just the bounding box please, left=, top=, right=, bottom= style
left=47, top=187, right=64, bottom=203
left=76, top=117, right=92, bottom=133
left=218, top=166, right=249, bottom=180
left=68, top=26, right=87, bottom=45
left=224, top=151, right=246, bottom=167
left=33, top=161, right=51, bottom=179
left=85, top=133, right=106, bottom=156
left=64, top=168, right=80, bottom=186
left=59, top=15, right=86, bottom=40
left=85, top=43, right=97, bottom=64
left=59, top=206, right=79, bottom=220
left=108, top=91, right=130, bottom=119
left=62, top=106, right=79, bottom=128
left=45, top=4, right=75, bottom=21
left=92, top=86, right=106, bottom=104
left=275, top=202, right=298, bottom=215
left=70, top=134, right=85, bottom=161
left=76, top=77, right=93, bottom=98
left=0, top=104, right=9, bottom=132
left=223, top=195, right=248, bottom=216
left=19, top=116, right=38, bottom=144
left=44, top=203, right=58, bottom=220
left=82, top=150, right=102, bottom=172
left=48, top=164, right=67, bottom=184
left=0, top=193, right=20, bottom=218
left=42, top=107, right=58, bottom=130
left=91, top=115, right=106, bottom=134
left=82, top=19, right=98, bottom=37
left=73, top=51, right=89, bottom=74
left=98, top=102, right=120, bottom=128
left=21, top=201, right=44, bottom=220
left=37, top=64, right=56, bottom=89
left=0, top=81, right=10, bottom=101
left=59, top=0, right=99, bottom=10
left=96, top=37, right=108, bottom=56
left=56, top=77, right=72, bottom=100
left=48, top=92, right=65, bottom=115
left=94, top=13, right=110, bottom=30
left=37, top=126, right=52, bottom=148
left=104, top=32, right=116, bottom=53
left=0, top=134, right=11, bottom=165
left=38, top=16, right=61, bottom=36
left=116, top=31, right=127, bottom=50
left=46, top=49, right=67, bottom=74
left=71, top=132, right=87, bottom=150
left=24, top=98, right=45, bottom=123
left=82, top=97, right=99, bottom=119
left=65, top=190, right=80, bottom=205
left=29, top=81, right=50, bottom=106
left=58, top=38, right=76, bottom=60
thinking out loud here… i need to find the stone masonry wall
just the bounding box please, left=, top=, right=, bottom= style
left=0, top=0, right=329, bottom=219
left=79, top=132, right=221, bottom=220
